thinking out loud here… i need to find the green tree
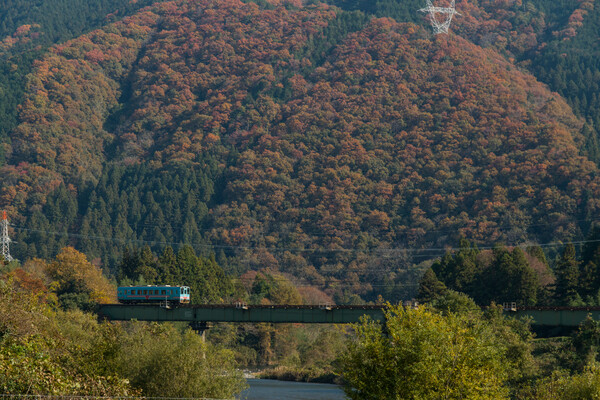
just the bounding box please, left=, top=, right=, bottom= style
left=111, top=323, right=246, bottom=398
left=0, top=278, right=131, bottom=395
left=134, top=246, right=158, bottom=284
left=416, top=268, right=447, bottom=303
left=555, top=244, right=581, bottom=305
left=339, top=305, right=512, bottom=400
left=572, top=316, right=600, bottom=369
left=157, top=246, right=177, bottom=283
left=580, top=226, right=600, bottom=297
left=482, top=247, right=540, bottom=306
left=534, top=363, right=600, bottom=400
left=432, top=239, right=479, bottom=295
left=430, top=289, right=479, bottom=314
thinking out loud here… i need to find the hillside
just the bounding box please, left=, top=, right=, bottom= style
left=325, top=0, right=600, bottom=163
left=1, top=0, right=599, bottom=301
left=0, top=0, right=163, bottom=163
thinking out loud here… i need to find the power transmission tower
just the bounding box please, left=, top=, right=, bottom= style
left=1, top=210, right=14, bottom=262
left=419, top=0, right=460, bottom=34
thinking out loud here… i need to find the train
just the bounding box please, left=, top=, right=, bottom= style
left=117, top=285, right=191, bottom=305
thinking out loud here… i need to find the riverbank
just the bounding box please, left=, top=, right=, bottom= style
left=257, top=366, right=341, bottom=384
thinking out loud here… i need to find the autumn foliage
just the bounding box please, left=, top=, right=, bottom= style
left=1, top=0, right=599, bottom=300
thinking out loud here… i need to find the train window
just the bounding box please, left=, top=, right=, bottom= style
left=143, top=290, right=147, bottom=295
left=161, top=290, right=166, bottom=295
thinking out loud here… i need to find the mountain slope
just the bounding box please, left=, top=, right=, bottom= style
left=0, top=0, right=164, bottom=163
left=1, top=0, right=599, bottom=300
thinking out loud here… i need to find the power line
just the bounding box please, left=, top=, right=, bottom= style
left=10, top=205, right=600, bottom=239
left=12, top=248, right=422, bottom=287
left=10, top=224, right=600, bottom=256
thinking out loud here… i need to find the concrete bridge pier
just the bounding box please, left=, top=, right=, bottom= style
left=189, top=321, right=211, bottom=359
left=189, top=321, right=211, bottom=340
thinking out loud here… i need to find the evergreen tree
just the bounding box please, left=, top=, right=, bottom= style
left=417, top=268, right=447, bottom=304
left=432, top=239, right=479, bottom=294
left=117, top=247, right=140, bottom=283
left=527, top=245, right=549, bottom=267
left=157, top=246, right=177, bottom=284
left=554, top=243, right=580, bottom=304
left=134, top=246, right=158, bottom=284
left=511, top=248, right=540, bottom=306
left=580, top=226, right=600, bottom=296
left=487, top=247, right=540, bottom=306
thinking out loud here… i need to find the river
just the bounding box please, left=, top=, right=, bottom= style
left=239, top=378, right=346, bottom=400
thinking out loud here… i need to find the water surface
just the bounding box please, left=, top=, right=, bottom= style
left=240, top=378, right=346, bottom=400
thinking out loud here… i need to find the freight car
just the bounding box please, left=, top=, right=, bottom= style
left=117, top=285, right=190, bottom=305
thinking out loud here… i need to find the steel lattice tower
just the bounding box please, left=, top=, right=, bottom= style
left=1, top=210, right=13, bottom=262
left=419, top=0, right=461, bottom=34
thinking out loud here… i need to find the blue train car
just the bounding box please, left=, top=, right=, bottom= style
left=117, top=285, right=191, bottom=305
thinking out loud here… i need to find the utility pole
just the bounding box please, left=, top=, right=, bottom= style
left=1, top=210, right=14, bottom=262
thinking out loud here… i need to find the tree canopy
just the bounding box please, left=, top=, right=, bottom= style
left=339, top=304, right=519, bottom=399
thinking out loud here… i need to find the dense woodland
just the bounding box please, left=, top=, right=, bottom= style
left=0, top=257, right=246, bottom=397
left=4, top=0, right=600, bottom=397
left=0, top=0, right=599, bottom=304
left=9, top=251, right=600, bottom=398
left=419, top=228, right=600, bottom=308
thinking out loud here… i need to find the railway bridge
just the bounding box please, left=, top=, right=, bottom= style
left=98, top=303, right=386, bottom=332
left=98, top=303, right=600, bottom=334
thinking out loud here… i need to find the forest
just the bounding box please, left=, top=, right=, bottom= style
left=8, top=246, right=600, bottom=399
left=0, top=0, right=599, bottom=304
left=3, top=0, right=600, bottom=397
